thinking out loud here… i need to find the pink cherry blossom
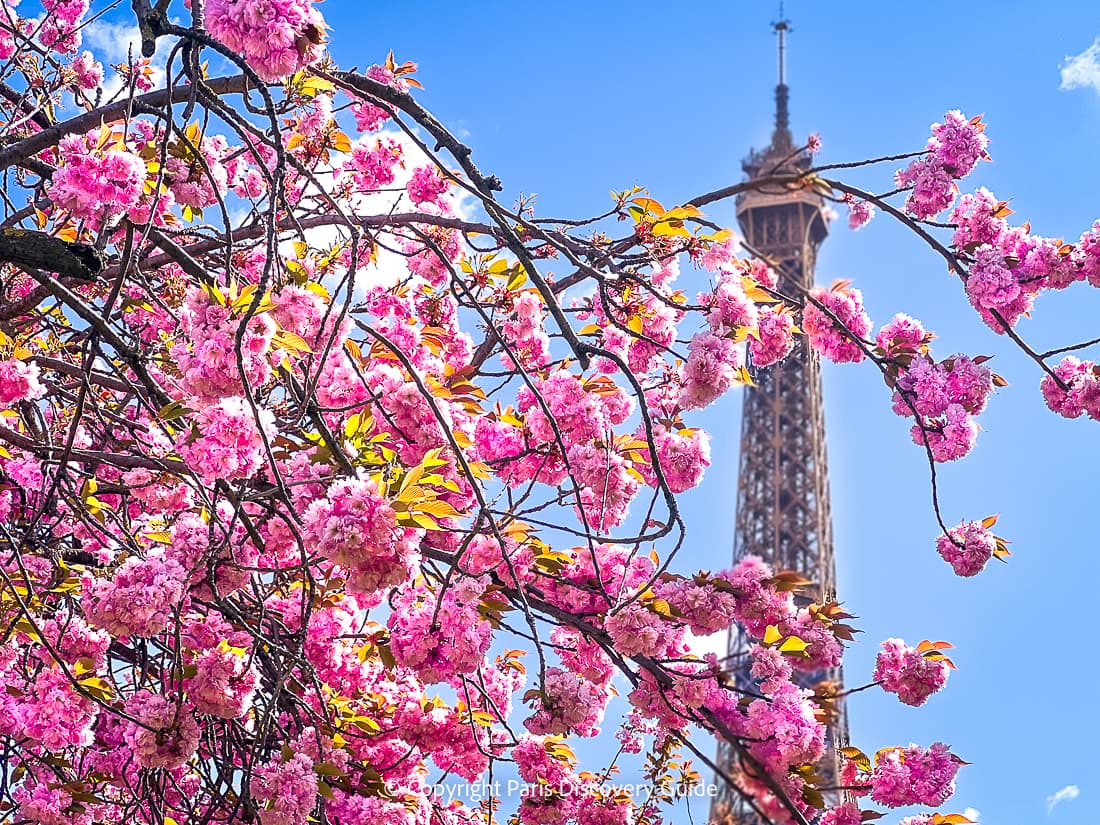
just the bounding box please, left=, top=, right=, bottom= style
left=936, top=520, right=997, bottom=576
left=407, top=165, right=450, bottom=206
left=205, top=0, right=326, bottom=83
left=1041, top=356, right=1100, bottom=419
left=302, top=476, right=423, bottom=601
left=187, top=641, right=259, bottom=719
left=178, top=396, right=277, bottom=483
left=803, top=283, right=872, bottom=364
left=845, top=195, right=875, bottom=231
left=83, top=552, right=186, bottom=638
left=252, top=751, right=318, bottom=825
left=0, top=358, right=45, bottom=405
left=818, top=801, right=863, bottom=825
left=871, top=743, right=960, bottom=808
left=123, top=690, right=202, bottom=769
left=874, top=638, right=950, bottom=706
left=48, top=132, right=146, bottom=224
left=388, top=577, right=492, bottom=682
left=751, top=306, right=797, bottom=367
left=524, top=666, right=610, bottom=737
left=680, top=330, right=742, bottom=409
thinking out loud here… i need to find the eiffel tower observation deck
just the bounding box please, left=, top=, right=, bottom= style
left=710, top=12, right=849, bottom=824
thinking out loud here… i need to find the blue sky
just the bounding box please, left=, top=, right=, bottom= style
left=316, top=2, right=1100, bottom=823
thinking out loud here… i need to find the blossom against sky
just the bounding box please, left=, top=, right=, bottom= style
left=310, top=2, right=1100, bottom=822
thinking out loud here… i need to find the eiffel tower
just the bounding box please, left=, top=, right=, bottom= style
left=709, top=12, right=849, bottom=824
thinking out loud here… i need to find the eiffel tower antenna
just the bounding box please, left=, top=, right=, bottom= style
left=771, top=3, right=793, bottom=143
left=775, top=2, right=790, bottom=86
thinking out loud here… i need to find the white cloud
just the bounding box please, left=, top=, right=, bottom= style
left=685, top=628, right=728, bottom=661
left=1061, top=38, right=1100, bottom=94
left=1047, top=784, right=1080, bottom=814
left=83, top=19, right=170, bottom=98
left=963, top=807, right=981, bottom=823
left=82, top=19, right=142, bottom=61
left=268, top=125, right=480, bottom=302
left=318, top=128, right=476, bottom=293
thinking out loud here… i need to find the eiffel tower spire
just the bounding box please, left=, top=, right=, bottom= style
left=710, top=12, right=849, bottom=824
left=772, top=7, right=793, bottom=151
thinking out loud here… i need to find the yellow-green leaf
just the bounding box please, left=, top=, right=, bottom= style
left=778, top=636, right=810, bottom=655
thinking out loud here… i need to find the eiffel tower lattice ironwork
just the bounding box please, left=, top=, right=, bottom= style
left=709, top=12, right=850, bottom=825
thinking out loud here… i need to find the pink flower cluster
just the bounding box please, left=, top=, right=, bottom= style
left=896, top=159, right=956, bottom=221
left=802, top=283, right=872, bottom=364
left=83, top=552, right=186, bottom=638
left=186, top=642, right=259, bottom=719
left=302, top=477, right=422, bottom=601
left=750, top=644, right=794, bottom=695
left=11, top=781, right=85, bottom=825
left=178, top=396, right=277, bottom=483
left=1041, top=356, right=1100, bottom=419
left=0, top=358, right=45, bottom=406
left=343, top=137, right=403, bottom=192
left=652, top=572, right=737, bottom=636
left=936, top=520, right=996, bottom=577
left=750, top=305, right=797, bottom=367
left=628, top=663, right=720, bottom=731
left=874, top=638, right=950, bottom=706
left=819, top=802, right=863, bottom=825
left=123, top=690, right=201, bottom=769
left=48, top=132, right=146, bottom=224
left=501, top=291, right=552, bottom=371
left=524, top=666, right=610, bottom=737
left=165, top=132, right=234, bottom=210
left=703, top=269, right=758, bottom=334
left=205, top=0, right=326, bottom=83
left=172, top=287, right=278, bottom=404
left=252, top=751, right=318, bottom=825
left=516, top=369, right=634, bottom=484
left=551, top=626, right=614, bottom=687
left=11, top=666, right=98, bottom=751
left=567, top=440, right=640, bottom=530
left=950, top=188, right=1096, bottom=332
left=680, top=331, right=742, bottom=409
left=513, top=735, right=586, bottom=824
left=871, top=743, right=960, bottom=808
left=1078, top=220, right=1100, bottom=287
left=349, top=62, right=408, bottom=132
left=929, top=111, right=990, bottom=177
left=388, top=577, right=492, bottom=683
left=407, top=165, right=450, bottom=206
left=604, top=601, right=680, bottom=659
left=742, top=682, right=827, bottom=777
left=845, top=194, right=875, bottom=231
left=725, top=555, right=794, bottom=637
left=896, top=111, right=988, bottom=219
left=964, top=245, right=1033, bottom=330
left=576, top=266, right=682, bottom=376
left=40, top=0, right=89, bottom=52
left=783, top=608, right=844, bottom=672
left=638, top=424, right=711, bottom=494
left=887, top=342, right=993, bottom=463
left=70, top=50, right=102, bottom=91
left=875, top=312, right=929, bottom=359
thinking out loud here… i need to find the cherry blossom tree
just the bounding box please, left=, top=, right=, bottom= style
left=0, top=3, right=1096, bottom=825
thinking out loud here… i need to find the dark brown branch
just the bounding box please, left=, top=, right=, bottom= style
left=0, top=75, right=250, bottom=171
left=0, top=228, right=104, bottom=280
